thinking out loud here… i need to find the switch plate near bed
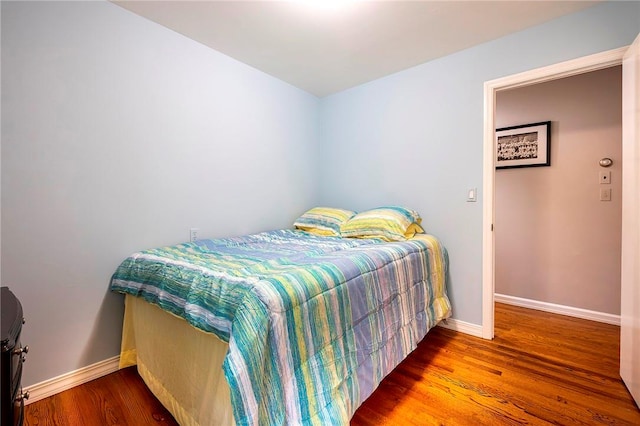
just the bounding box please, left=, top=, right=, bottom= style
left=190, top=228, right=199, bottom=242
left=467, top=188, right=477, bottom=202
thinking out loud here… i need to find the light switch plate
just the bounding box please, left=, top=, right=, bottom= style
left=600, top=188, right=612, bottom=201
left=467, top=188, right=477, bottom=202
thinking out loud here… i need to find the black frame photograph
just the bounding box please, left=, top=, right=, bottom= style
left=496, top=121, right=551, bottom=169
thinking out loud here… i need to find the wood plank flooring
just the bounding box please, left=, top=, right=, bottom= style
left=24, top=303, right=640, bottom=425
left=23, top=366, right=176, bottom=426
left=352, top=303, right=639, bottom=425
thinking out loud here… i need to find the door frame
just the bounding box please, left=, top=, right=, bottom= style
left=481, top=47, right=628, bottom=339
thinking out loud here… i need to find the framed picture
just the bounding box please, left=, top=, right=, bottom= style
left=496, top=121, right=551, bottom=169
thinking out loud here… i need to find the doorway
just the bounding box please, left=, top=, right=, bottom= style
left=481, top=47, right=627, bottom=339
left=494, top=67, right=622, bottom=325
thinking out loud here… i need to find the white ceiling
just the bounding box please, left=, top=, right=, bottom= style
left=113, top=0, right=601, bottom=97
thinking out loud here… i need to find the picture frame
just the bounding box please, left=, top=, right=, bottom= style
left=496, top=121, right=551, bottom=169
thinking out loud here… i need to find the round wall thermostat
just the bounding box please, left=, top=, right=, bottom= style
left=599, top=158, right=613, bottom=167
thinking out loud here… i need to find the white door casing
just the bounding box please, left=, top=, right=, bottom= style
left=620, top=33, right=640, bottom=406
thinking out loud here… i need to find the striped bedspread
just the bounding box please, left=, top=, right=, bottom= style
left=110, top=229, right=451, bottom=425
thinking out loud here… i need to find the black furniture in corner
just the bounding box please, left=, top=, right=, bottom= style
left=1, top=287, right=29, bottom=426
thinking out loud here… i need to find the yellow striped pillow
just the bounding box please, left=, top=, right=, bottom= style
left=293, top=207, right=356, bottom=237
left=340, top=206, right=424, bottom=241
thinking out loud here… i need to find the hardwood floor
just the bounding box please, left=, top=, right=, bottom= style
left=352, top=304, right=639, bottom=425
left=24, top=304, right=640, bottom=425
left=23, top=366, right=176, bottom=426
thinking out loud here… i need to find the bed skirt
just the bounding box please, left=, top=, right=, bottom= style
left=119, top=294, right=235, bottom=426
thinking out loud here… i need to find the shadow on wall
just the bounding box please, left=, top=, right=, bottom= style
left=79, top=288, right=125, bottom=368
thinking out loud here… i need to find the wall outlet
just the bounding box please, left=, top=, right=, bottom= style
left=599, top=188, right=612, bottom=201
left=190, top=228, right=199, bottom=242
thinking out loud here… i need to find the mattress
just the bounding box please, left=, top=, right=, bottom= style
left=111, top=229, right=451, bottom=425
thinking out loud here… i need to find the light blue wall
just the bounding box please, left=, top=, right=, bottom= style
left=1, top=1, right=320, bottom=386
left=318, top=1, right=639, bottom=325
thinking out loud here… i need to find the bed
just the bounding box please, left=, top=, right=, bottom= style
left=110, top=207, right=451, bottom=426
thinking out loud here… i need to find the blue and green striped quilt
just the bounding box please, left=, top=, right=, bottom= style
left=110, top=229, right=451, bottom=425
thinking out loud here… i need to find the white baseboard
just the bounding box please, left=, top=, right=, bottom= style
left=24, top=355, right=120, bottom=405
left=437, top=317, right=484, bottom=338
left=495, top=293, right=621, bottom=326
